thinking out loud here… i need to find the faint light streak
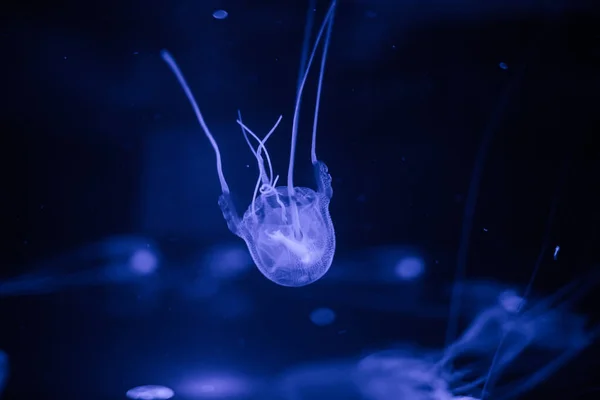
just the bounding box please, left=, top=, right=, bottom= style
left=554, top=245, right=560, bottom=260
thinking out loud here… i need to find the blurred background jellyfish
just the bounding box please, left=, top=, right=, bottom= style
left=356, top=347, right=449, bottom=400
left=353, top=272, right=600, bottom=400
left=325, top=245, right=426, bottom=285
left=0, top=235, right=160, bottom=297
left=175, top=370, right=256, bottom=399
left=126, top=384, right=174, bottom=400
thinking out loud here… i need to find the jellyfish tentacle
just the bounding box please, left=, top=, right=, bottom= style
left=218, top=192, right=241, bottom=236
left=236, top=117, right=271, bottom=218
left=236, top=116, right=286, bottom=219
left=237, top=113, right=282, bottom=187
left=297, top=0, right=317, bottom=96
left=311, top=0, right=335, bottom=165
left=238, top=111, right=270, bottom=186
left=160, top=50, right=230, bottom=195
left=288, top=0, right=337, bottom=236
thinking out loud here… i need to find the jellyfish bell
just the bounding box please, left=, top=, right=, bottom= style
left=235, top=170, right=335, bottom=287
left=161, top=1, right=338, bottom=287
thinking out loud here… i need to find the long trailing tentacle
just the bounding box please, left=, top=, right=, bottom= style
left=238, top=111, right=270, bottom=186
left=237, top=115, right=282, bottom=187
left=236, top=115, right=284, bottom=220
left=161, top=50, right=231, bottom=194
left=287, top=0, right=337, bottom=236
left=311, top=0, right=335, bottom=164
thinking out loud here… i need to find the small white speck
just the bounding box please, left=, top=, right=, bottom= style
left=63, top=56, right=67, bottom=60
left=483, top=228, right=488, bottom=232
left=554, top=245, right=560, bottom=260
left=392, top=45, right=396, bottom=49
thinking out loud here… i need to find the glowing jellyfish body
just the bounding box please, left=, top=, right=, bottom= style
left=222, top=161, right=335, bottom=287
left=161, top=1, right=337, bottom=287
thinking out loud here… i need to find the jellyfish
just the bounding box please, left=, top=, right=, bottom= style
left=160, top=0, right=338, bottom=287
left=126, top=385, right=174, bottom=400
left=436, top=275, right=599, bottom=400
left=0, top=235, right=160, bottom=296
left=350, top=269, right=600, bottom=400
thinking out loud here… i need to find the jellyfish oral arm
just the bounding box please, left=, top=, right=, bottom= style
left=161, top=50, right=245, bottom=235
left=266, top=230, right=314, bottom=264
left=291, top=0, right=337, bottom=174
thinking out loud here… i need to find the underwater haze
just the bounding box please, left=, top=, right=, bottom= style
left=3, top=0, right=600, bottom=399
